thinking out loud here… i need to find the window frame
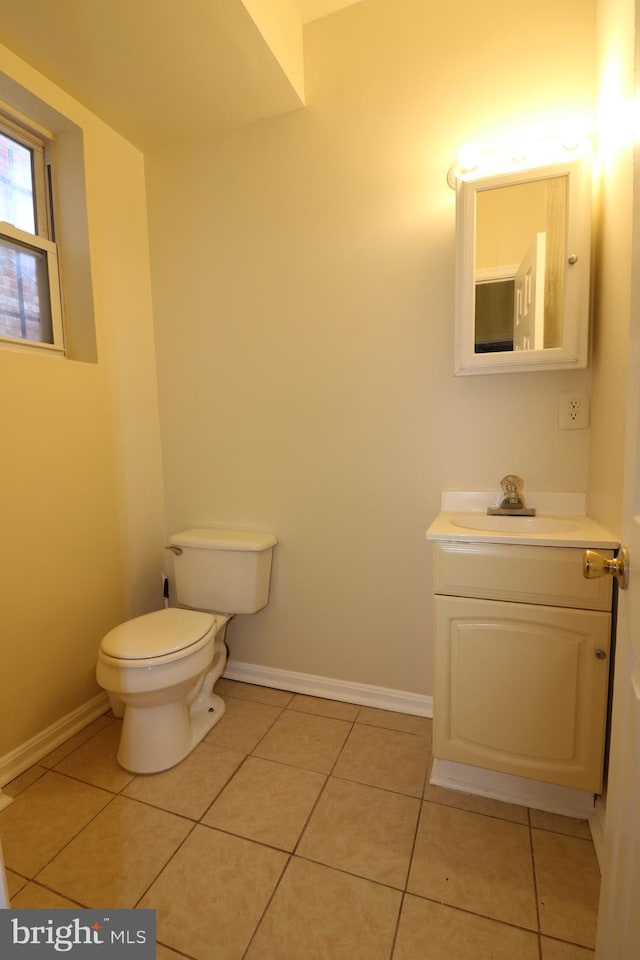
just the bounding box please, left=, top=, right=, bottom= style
left=0, top=220, right=64, bottom=351
left=0, top=110, right=64, bottom=354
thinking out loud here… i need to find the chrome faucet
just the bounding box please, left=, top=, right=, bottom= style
left=487, top=475, right=536, bottom=516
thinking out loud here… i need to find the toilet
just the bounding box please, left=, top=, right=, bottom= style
left=96, top=527, right=277, bottom=774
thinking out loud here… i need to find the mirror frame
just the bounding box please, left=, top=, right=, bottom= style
left=454, top=157, right=591, bottom=375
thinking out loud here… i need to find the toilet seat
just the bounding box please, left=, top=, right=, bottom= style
left=101, top=608, right=217, bottom=663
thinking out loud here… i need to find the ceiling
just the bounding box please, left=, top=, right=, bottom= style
left=0, top=0, right=363, bottom=152
left=293, top=0, right=362, bottom=21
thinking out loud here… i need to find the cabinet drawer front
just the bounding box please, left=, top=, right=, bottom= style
left=434, top=541, right=613, bottom=610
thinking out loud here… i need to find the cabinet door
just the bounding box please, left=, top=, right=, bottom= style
left=434, top=596, right=611, bottom=792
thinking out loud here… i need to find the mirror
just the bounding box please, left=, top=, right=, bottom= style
left=454, top=158, right=591, bottom=375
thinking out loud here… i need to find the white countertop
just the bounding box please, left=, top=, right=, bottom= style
left=427, top=510, right=619, bottom=549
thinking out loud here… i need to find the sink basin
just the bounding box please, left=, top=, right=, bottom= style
left=450, top=516, right=580, bottom=534
left=427, top=500, right=619, bottom=548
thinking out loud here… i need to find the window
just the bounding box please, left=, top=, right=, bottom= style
left=0, top=114, right=64, bottom=353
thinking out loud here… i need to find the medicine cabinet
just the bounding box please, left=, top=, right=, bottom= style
left=454, top=158, right=591, bottom=375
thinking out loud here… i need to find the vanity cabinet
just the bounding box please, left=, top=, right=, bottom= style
left=433, top=541, right=613, bottom=793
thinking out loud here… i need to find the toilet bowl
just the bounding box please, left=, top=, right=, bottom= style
left=96, top=527, right=277, bottom=774
left=97, top=607, right=229, bottom=773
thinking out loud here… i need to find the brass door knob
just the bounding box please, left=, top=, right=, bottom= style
left=583, top=547, right=629, bottom=590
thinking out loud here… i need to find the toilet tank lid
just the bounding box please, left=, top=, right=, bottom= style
left=101, top=608, right=216, bottom=660
left=170, top=528, right=277, bottom=551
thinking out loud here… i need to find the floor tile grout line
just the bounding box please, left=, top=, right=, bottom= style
left=51, top=764, right=135, bottom=796
left=14, top=876, right=89, bottom=909
left=35, top=712, right=115, bottom=771
left=133, top=817, right=201, bottom=911
left=525, top=834, right=597, bottom=952
left=9, top=757, right=243, bottom=829
left=245, top=710, right=356, bottom=781
left=194, top=727, right=424, bottom=803
left=104, top=789, right=196, bottom=825
left=32, top=801, right=196, bottom=911
left=222, top=684, right=295, bottom=712
left=419, top=751, right=432, bottom=799
left=241, top=702, right=289, bottom=756
left=292, top=851, right=410, bottom=896
left=388, top=891, right=407, bottom=960
left=405, top=890, right=543, bottom=936
left=326, top=717, right=356, bottom=776
left=290, top=773, right=332, bottom=857
left=236, top=712, right=357, bottom=862
left=239, top=852, right=293, bottom=960
left=353, top=720, right=431, bottom=740
left=531, top=824, right=597, bottom=844
left=422, top=798, right=531, bottom=827
left=24, top=790, right=121, bottom=895
left=540, top=933, right=596, bottom=953
left=295, top=772, right=423, bottom=888
left=404, top=792, right=426, bottom=893
left=3, top=765, right=49, bottom=798
left=528, top=809, right=544, bottom=960
left=8, top=785, right=195, bottom=908
left=222, top=681, right=435, bottom=737
left=155, top=941, right=196, bottom=960
left=5, top=713, right=115, bottom=788
left=285, top=851, right=545, bottom=939
left=284, top=695, right=364, bottom=725
left=326, top=770, right=425, bottom=801
left=386, top=775, right=430, bottom=960
left=191, top=819, right=303, bottom=857
left=196, top=751, right=255, bottom=825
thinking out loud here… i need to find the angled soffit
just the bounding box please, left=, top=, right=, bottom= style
left=0, top=0, right=306, bottom=151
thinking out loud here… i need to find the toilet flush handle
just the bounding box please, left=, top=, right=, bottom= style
left=164, top=545, right=183, bottom=556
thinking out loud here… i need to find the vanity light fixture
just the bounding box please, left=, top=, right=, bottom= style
left=447, top=130, right=592, bottom=189
left=457, top=141, right=480, bottom=173
left=447, top=142, right=479, bottom=188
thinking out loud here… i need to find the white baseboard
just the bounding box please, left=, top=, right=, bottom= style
left=0, top=692, right=110, bottom=808
left=224, top=659, right=433, bottom=717
left=431, top=757, right=596, bottom=820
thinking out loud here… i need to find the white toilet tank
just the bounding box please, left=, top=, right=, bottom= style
left=169, top=528, right=277, bottom=614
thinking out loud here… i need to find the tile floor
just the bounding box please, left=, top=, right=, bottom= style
left=1, top=679, right=600, bottom=959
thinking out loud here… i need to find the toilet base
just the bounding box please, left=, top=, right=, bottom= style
left=110, top=635, right=229, bottom=775
left=117, top=690, right=227, bottom=774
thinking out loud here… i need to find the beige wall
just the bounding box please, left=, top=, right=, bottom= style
left=0, top=47, right=165, bottom=757
left=587, top=0, right=635, bottom=535
left=146, top=0, right=597, bottom=695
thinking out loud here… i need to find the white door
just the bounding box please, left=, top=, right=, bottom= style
left=595, top=421, right=640, bottom=957
left=513, top=232, right=546, bottom=351
left=595, top=190, right=640, bottom=960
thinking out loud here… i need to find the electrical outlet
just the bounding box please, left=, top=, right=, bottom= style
left=559, top=391, right=590, bottom=430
